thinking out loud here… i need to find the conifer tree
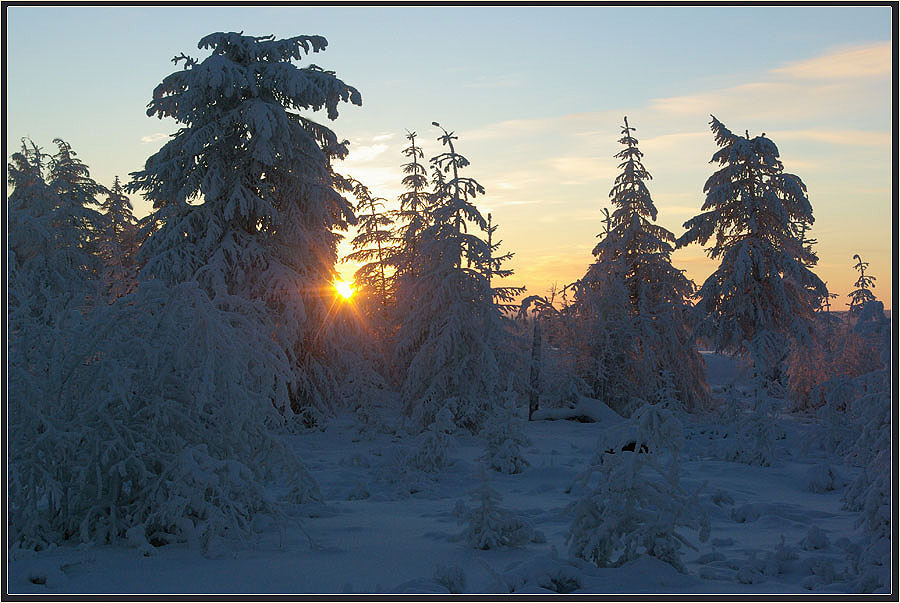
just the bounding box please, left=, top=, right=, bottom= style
left=9, top=139, right=105, bottom=322
left=394, top=123, right=503, bottom=432
left=47, top=139, right=109, bottom=279
left=127, top=32, right=361, bottom=420
left=393, top=130, right=431, bottom=277
left=344, top=177, right=397, bottom=327
left=484, top=212, right=525, bottom=314
left=847, top=254, right=877, bottom=318
left=97, top=176, right=141, bottom=300
left=677, top=116, right=828, bottom=381
left=573, top=118, right=708, bottom=413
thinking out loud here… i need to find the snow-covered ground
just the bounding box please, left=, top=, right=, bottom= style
left=6, top=353, right=884, bottom=595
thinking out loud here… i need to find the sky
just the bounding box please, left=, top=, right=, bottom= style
left=6, top=5, right=894, bottom=309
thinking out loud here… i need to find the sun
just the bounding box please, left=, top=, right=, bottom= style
left=333, top=279, right=354, bottom=300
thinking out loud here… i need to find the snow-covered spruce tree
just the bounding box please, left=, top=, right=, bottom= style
left=569, top=201, right=643, bottom=415
left=799, top=261, right=882, bottom=417
left=569, top=258, right=638, bottom=414
left=605, top=117, right=708, bottom=410
left=8, top=279, right=321, bottom=553
left=409, top=406, right=457, bottom=473
left=567, top=403, right=709, bottom=572
left=344, top=177, right=397, bottom=330
left=97, top=176, right=141, bottom=300
left=387, top=131, right=433, bottom=385
left=8, top=139, right=102, bottom=327
left=482, top=211, right=529, bottom=408
left=127, top=32, right=361, bottom=422
left=391, top=130, right=431, bottom=287
left=677, top=116, right=828, bottom=382
left=394, top=123, right=506, bottom=432
left=571, top=119, right=708, bottom=414
left=8, top=139, right=104, bottom=437
left=847, top=254, right=877, bottom=319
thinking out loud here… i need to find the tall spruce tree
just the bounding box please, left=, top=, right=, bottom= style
left=394, top=130, right=431, bottom=266
left=847, top=254, right=877, bottom=318
left=573, top=118, right=708, bottom=413
left=389, top=131, right=432, bottom=376
left=677, top=116, right=827, bottom=381
left=394, top=123, right=504, bottom=432
left=344, top=177, right=397, bottom=328
left=128, top=32, right=361, bottom=420
left=47, top=139, right=109, bottom=282
left=8, top=140, right=89, bottom=323
left=97, top=176, right=140, bottom=300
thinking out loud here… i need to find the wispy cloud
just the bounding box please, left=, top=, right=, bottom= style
left=649, top=43, right=890, bottom=125
left=345, top=142, right=389, bottom=163
left=768, top=128, right=891, bottom=147
left=543, top=156, right=618, bottom=182
left=464, top=117, right=554, bottom=141
left=140, top=132, right=169, bottom=143
left=639, top=131, right=709, bottom=151
left=771, top=42, right=891, bottom=80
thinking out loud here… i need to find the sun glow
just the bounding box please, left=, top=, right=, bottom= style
left=333, top=279, right=355, bottom=300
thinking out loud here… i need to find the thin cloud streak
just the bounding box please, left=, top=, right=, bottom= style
left=140, top=132, right=169, bottom=143
left=771, top=42, right=891, bottom=80
left=769, top=129, right=891, bottom=147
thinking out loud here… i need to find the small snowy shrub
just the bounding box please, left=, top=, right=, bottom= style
left=720, top=372, right=780, bottom=467
left=800, top=557, right=840, bottom=590
left=481, top=386, right=530, bottom=474
left=736, top=536, right=797, bottom=583
left=800, top=525, right=830, bottom=551
left=433, top=564, right=467, bottom=593
left=458, top=468, right=534, bottom=550
left=804, top=464, right=843, bottom=493
left=409, top=407, right=456, bottom=473
left=566, top=404, right=709, bottom=572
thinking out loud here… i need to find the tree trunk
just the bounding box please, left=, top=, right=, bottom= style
left=528, top=318, right=542, bottom=420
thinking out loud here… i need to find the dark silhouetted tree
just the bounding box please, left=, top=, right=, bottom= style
left=128, top=32, right=362, bottom=421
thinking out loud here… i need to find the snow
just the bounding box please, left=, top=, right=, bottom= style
left=6, top=353, right=885, bottom=595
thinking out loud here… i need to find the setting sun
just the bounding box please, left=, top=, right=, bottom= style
left=333, top=279, right=354, bottom=300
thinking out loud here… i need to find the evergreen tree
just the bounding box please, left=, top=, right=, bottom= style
left=392, top=130, right=431, bottom=279
left=572, top=118, right=708, bottom=413
left=847, top=254, right=877, bottom=318
left=344, top=177, right=397, bottom=328
left=484, top=212, right=525, bottom=314
left=677, top=116, right=827, bottom=381
left=394, top=123, right=502, bottom=432
left=8, top=139, right=103, bottom=422
left=570, top=253, right=638, bottom=414
left=97, top=176, right=140, bottom=300
left=9, top=139, right=104, bottom=323
left=127, top=32, right=362, bottom=420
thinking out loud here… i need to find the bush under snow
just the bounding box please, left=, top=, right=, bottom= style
left=8, top=281, right=320, bottom=553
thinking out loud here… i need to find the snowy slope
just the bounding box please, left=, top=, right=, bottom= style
left=6, top=353, right=887, bottom=595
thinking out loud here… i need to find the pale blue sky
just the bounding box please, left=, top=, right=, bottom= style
left=6, top=5, right=894, bottom=307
